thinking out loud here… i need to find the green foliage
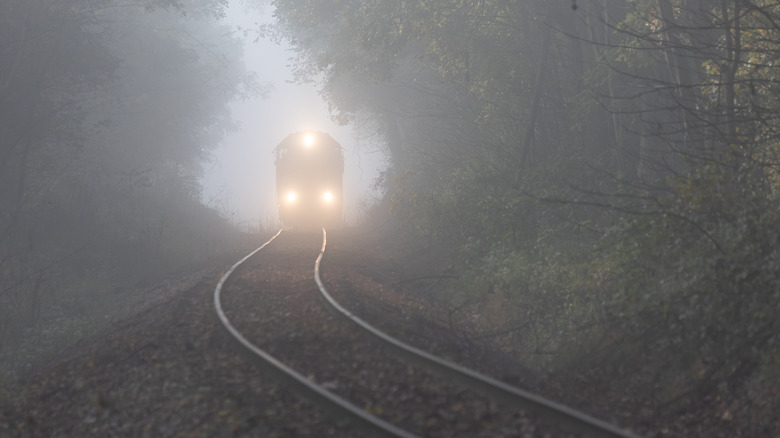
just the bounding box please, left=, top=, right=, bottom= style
left=272, top=0, right=780, bottom=430
left=0, top=0, right=253, bottom=350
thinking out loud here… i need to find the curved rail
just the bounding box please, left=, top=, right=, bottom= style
left=314, top=228, right=641, bottom=438
left=213, top=229, right=416, bottom=438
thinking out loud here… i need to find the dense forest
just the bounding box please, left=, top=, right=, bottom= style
left=0, top=0, right=257, bottom=366
left=269, top=0, right=780, bottom=434
left=2, top=0, right=780, bottom=435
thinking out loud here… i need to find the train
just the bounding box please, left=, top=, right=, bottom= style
left=275, top=131, right=344, bottom=229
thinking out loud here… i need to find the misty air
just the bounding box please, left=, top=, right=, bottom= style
left=1, top=1, right=778, bottom=437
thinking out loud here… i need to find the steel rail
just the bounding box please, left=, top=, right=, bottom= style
left=213, top=229, right=417, bottom=438
left=314, top=228, right=641, bottom=438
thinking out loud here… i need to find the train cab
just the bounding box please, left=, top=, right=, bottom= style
left=275, top=131, right=344, bottom=229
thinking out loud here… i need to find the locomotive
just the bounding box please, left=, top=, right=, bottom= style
left=275, top=131, right=344, bottom=229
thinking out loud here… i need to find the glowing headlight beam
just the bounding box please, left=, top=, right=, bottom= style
left=322, top=191, right=334, bottom=203
left=285, top=192, right=297, bottom=203
left=304, top=133, right=314, bottom=147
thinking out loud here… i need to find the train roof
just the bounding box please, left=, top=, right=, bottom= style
left=274, top=131, right=343, bottom=154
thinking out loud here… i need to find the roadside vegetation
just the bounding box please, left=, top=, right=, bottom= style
left=0, top=0, right=260, bottom=387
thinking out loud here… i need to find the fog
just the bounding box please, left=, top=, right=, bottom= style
left=200, top=1, right=386, bottom=227
left=3, top=1, right=780, bottom=435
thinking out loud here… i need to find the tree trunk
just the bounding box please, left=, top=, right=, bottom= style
left=521, top=22, right=552, bottom=170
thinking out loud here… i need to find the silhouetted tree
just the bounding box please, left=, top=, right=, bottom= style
left=0, top=0, right=252, bottom=336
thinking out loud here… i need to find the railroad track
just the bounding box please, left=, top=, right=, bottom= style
left=214, top=229, right=641, bottom=438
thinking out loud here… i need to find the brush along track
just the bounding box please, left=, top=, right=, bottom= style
left=215, top=229, right=640, bottom=438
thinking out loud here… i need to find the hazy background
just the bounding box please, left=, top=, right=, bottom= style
left=200, top=1, right=386, bottom=227
left=3, top=1, right=780, bottom=434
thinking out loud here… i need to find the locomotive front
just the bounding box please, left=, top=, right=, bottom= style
left=275, top=131, right=344, bottom=229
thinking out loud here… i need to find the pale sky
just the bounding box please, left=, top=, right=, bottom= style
left=200, top=0, right=386, bottom=228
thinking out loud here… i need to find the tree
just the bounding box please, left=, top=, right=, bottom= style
left=0, top=0, right=253, bottom=337
left=272, top=0, right=780, bottom=432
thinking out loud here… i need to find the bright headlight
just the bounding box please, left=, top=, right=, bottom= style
left=285, top=192, right=297, bottom=203
left=322, top=191, right=334, bottom=203
left=304, top=133, right=314, bottom=148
